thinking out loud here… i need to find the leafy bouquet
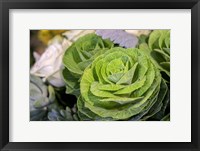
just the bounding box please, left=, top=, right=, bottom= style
left=30, top=29, right=170, bottom=121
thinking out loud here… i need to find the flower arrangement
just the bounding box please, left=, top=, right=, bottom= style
left=30, top=29, right=170, bottom=121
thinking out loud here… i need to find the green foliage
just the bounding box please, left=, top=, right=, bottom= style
left=139, top=30, right=170, bottom=82
left=77, top=47, right=169, bottom=121
left=48, top=105, right=79, bottom=121
left=30, top=75, right=77, bottom=121
left=62, top=33, right=114, bottom=97
left=138, top=34, right=149, bottom=45
left=161, top=113, right=170, bottom=121
left=30, top=75, right=56, bottom=121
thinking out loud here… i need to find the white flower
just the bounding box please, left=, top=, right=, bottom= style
left=31, top=30, right=95, bottom=87
left=30, top=36, right=72, bottom=87
left=125, top=30, right=151, bottom=37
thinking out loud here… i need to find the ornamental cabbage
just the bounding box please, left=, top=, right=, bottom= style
left=139, top=30, right=170, bottom=82
left=77, top=47, right=169, bottom=121
left=62, top=33, right=114, bottom=97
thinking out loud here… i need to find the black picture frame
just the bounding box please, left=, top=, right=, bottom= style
left=0, top=0, right=199, bottom=151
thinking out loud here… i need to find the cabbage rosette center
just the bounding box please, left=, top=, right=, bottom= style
left=78, top=47, right=168, bottom=121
